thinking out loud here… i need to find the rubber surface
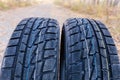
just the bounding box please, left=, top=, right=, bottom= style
left=0, top=18, right=60, bottom=80
left=60, top=18, right=120, bottom=80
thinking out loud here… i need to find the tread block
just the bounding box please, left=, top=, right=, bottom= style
left=29, top=65, right=35, bottom=79
left=31, top=51, right=42, bottom=64
left=49, top=19, right=58, bottom=23
left=34, top=35, right=44, bottom=44
left=44, top=50, right=55, bottom=58
left=95, top=21, right=107, bottom=29
left=71, top=52, right=81, bottom=64
left=14, top=63, right=22, bottom=78
left=18, top=19, right=28, bottom=25
left=107, top=45, right=118, bottom=55
left=24, top=28, right=31, bottom=35
left=33, top=19, right=44, bottom=30
left=67, top=22, right=78, bottom=30
left=77, top=18, right=83, bottom=25
left=80, top=33, right=85, bottom=41
left=98, top=39, right=105, bottom=48
left=101, top=29, right=111, bottom=36
left=22, top=35, right=29, bottom=44
left=47, top=27, right=57, bottom=34
left=48, top=22, right=58, bottom=27
left=86, top=29, right=93, bottom=38
left=66, top=18, right=76, bottom=24
left=71, top=74, right=81, bottom=80
left=5, top=47, right=17, bottom=56
left=100, top=48, right=107, bottom=57
left=43, top=58, right=56, bottom=72
left=110, top=55, right=120, bottom=64
left=71, top=63, right=82, bottom=73
left=45, top=34, right=57, bottom=40
left=96, top=32, right=102, bottom=40
left=82, top=18, right=89, bottom=24
left=105, top=37, right=115, bottom=45
left=15, top=25, right=24, bottom=31
left=42, top=73, right=55, bottom=80
left=2, top=57, right=14, bottom=68
left=35, top=62, right=42, bottom=79
left=0, top=69, right=12, bottom=80
left=70, top=42, right=81, bottom=53
left=111, top=64, right=120, bottom=79
left=17, top=51, right=24, bottom=62
left=89, top=19, right=100, bottom=32
left=38, top=43, right=44, bottom=52
left=19, top=43, right=26, bottom=52
left=70, top=33, right=79, bottom=46
left=27, top=18, right=36, bottom=26
left=8, top=39, right=19, bottom=46
left=28, top=31, right=39, bottom=47
left=45, top=40, right=56, bottom=49
left=101, top=56, right=108, bottom=68
left=69, top=27, right=79, bottom=35
left=11, top=31, right=22, bottom=39
left=38, top=19, right=48, bottom=29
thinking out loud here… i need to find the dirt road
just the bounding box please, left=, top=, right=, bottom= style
left=0, top=0, right=119, bottom=66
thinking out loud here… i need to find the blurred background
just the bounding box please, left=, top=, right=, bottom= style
left=0, top=0, right=120, bottom=66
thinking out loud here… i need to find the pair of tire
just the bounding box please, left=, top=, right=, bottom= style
left=0, top=18, right=120, bottom=80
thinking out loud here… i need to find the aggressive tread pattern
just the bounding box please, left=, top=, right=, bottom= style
left=0, top=18, right=60, bottom=80
left=61, top=18, right=120, bottom=80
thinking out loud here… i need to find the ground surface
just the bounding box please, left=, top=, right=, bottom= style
left=0, top=0, right=119, bottom=67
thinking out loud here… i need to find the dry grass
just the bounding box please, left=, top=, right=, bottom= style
left=0, top=0, right=38, bottom=10
left=55, top=0, right=120, bottom=18
left=55, top=0, right=120, bottom=52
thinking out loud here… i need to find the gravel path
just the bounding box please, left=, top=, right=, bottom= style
left=0, top=0, right=119, bottom=67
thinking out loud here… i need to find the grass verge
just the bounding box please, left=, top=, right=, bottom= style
left=0, top=1, right=37, bottom=10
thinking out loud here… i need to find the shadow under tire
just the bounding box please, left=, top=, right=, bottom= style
left=60, top=18, right=120, bottom=80
left=0, top=18, right=60, bottom=80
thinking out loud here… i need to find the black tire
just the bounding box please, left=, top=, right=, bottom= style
left=60, top=18, right=120, bottom=80
left=0, top=18, right=60, bottom=80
